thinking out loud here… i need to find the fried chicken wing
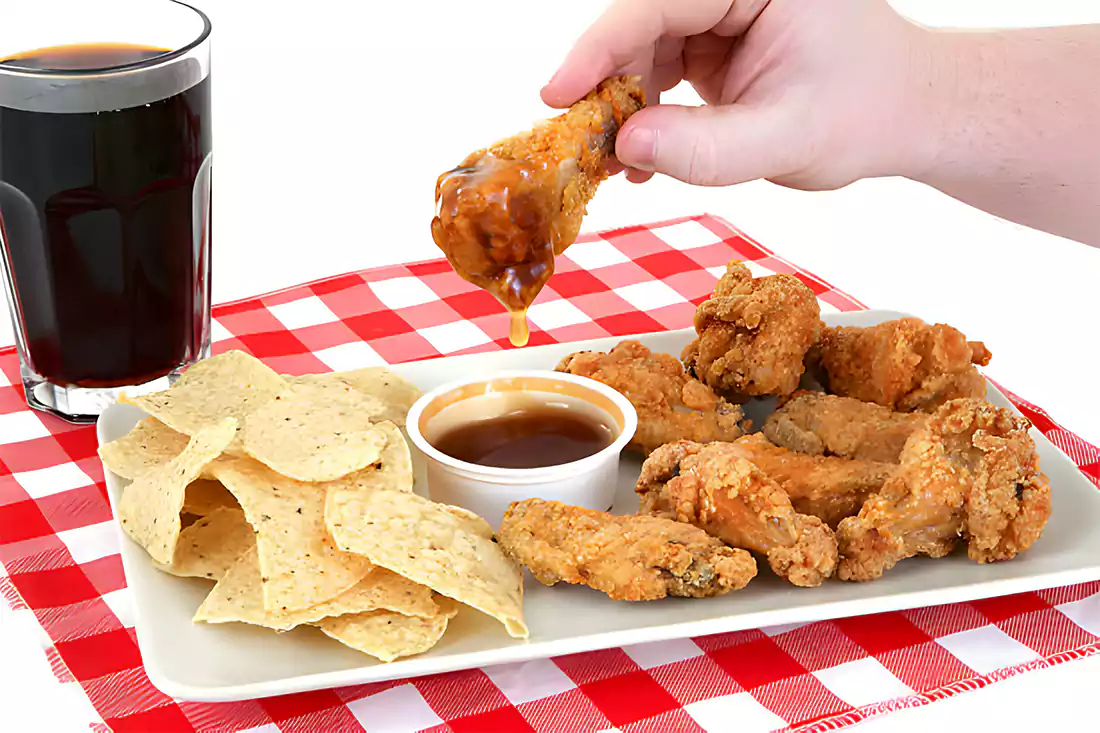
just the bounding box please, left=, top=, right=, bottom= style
left=432, top=77, right=645, bottom=345
left=556, top=341, right=747, bottom=455
left=718, top=434, right=896, bottom=527
left=836, top=398, right=1051, bottom=581
left=812, top=318, right=992, bottom=412
left=764, top=391, right=928, bottom=463
left=682, top=261, right=821, bottom=400
left=499, top=498, right=757, bottom=600
left=637, top=442, right=837, bottom=586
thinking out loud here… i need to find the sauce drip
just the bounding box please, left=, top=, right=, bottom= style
left=432, top=405, right=614, bottom=469
left=509, top=311, right=530, bottom=348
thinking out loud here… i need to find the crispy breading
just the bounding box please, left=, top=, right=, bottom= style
left=498, top=498, right=757, bottom=601
left=432, top=77, right=645, bottom=313
left=813, top=318, right=991, bottom=412
left=638, top=442, right=838, bottom=587
left=556, top=341, right=747, bottom=455
left=837, top=398, right=1051, bottom=581
left=682, top=261, right=821, bottom=400
left=764, top=391, right=928, bottom=463
left=720, top=434, right=896, bottom=528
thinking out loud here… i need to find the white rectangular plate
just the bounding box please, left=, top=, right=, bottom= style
left=98, top=309, right=1100, bottom=702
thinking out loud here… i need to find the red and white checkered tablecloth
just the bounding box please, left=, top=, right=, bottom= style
left=2, top=214, right=1100, bottom=733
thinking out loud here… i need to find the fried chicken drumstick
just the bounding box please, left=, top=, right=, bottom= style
left=432, top=77, right=645, bottom=345
left=837, top=398, right=1051, bottom=581
left=683, top=261, right=821, bottom=400
left=812, top=318, right=992, bottom=412
left=557, top=341, right=747, bottom=455
left=499, top=499, right=757, bottom=601
left=637, top=442, right=838, bottom=586
left=764, top=391, right=928, bottom=463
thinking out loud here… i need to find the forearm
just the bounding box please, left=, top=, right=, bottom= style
left=911, top=25, right=1100, bottom=246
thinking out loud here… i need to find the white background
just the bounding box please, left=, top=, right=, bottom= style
left=2, top=0, right=1099, bottom=731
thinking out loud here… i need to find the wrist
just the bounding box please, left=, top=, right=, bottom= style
left=903, top=27, right=995, bottom=187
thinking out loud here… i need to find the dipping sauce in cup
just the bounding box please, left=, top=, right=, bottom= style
left=406, top=371, right=638, bottom=527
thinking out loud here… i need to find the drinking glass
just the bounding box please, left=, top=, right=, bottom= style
left=0, top=0, right=212, bottom=422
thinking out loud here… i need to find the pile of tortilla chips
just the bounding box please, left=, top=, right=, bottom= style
left=99, top=351, right=528, bottom=663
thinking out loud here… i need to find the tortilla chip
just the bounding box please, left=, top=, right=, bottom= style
left=125, top=351, right=285, bottom=437
left=183, top=479, right=238, bottom=516
left=325, top=488, right=527, bottom=638
left=118, top=418, right=238, bottom=565
left=209, top=456, right=373, bottom=612
left=194, top=546, right=439, bottom=631
left=99, top=417, right=189, bottom=480
left=241, top=381, right=389, bottom=482
left=315, top=596, right=459, bottom=662
left=155, top=507, right=255, bottom=580
left=322, top=421, right=413, bottom=495
left=291, top=367, right=422, bottom=426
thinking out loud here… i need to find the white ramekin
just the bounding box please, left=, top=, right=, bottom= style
left=406, top=370, right=638, bottom=528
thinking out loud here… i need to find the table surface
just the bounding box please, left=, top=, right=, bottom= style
left=2, top=1, right=1098, bottom=730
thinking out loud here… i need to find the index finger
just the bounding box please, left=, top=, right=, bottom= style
left=541, top=0, right=736, bottom=108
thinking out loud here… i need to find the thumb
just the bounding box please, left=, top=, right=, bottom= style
left=615, top=104, right=793, bottom=186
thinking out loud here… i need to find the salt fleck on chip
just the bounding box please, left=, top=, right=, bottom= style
left=326, top=488, right=527, bottom=638
left=194, top=546, right=438, bottom=631
left=323, top=421, right=412, bottom=495
left=118, top=418, right=237, bottom=565
left=125, top=351, right=285, bottom=437
left=155, top=506, right=254, bottom=580
left=99, top=417, right=189, bottom=480
left=210, top=456, right=373, bottom=612
left=241, top=380, right=389, bottom=482
left=315, top=596, right=459, bottom=662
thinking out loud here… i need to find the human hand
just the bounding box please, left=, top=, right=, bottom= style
left=542, top=0, right=942, bottom=190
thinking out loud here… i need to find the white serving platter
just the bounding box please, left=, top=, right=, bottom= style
left=97, top=309, right=1100, bottom=702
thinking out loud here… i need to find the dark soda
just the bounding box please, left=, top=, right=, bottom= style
left=0, top=43, right=211, bottom=388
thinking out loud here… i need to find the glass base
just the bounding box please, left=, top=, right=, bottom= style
left=22, top=365, right=185, bottom=424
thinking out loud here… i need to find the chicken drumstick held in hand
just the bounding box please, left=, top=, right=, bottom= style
left=432, top=76, right=645, bottom=346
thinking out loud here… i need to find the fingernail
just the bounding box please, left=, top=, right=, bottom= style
left=619, top=125, right=656, bottom=171
left=545, top=69, right=562, bottom=88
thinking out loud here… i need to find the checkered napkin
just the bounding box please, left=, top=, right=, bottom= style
left=2, top=214, right=1099, bottom=733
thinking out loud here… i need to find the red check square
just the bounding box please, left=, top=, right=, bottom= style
left=581, top=670, right=679, bottom=727
left=709, top=637, right=807, bottom=690
left=55, top=628, right=143, bottom=681
left=0, top=499, right=54, bottom=544
left=11, top=564, right=102, bottom=609
left=834, top=612, right=932, bottom=655
left=971, top=592, right=1050, bottom=622
left=259, top=689, right=348, bottom=723
left=342, top=310, right=413, bottom=342
left=107, top=703, right=194, bottom=733
left=235, top=330, right=310, bottom=358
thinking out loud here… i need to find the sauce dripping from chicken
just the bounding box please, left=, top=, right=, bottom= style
left=431, top=77, right=646, bottom=347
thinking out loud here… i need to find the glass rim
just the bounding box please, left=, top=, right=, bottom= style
left=0, top=0, right=211, bottom=78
